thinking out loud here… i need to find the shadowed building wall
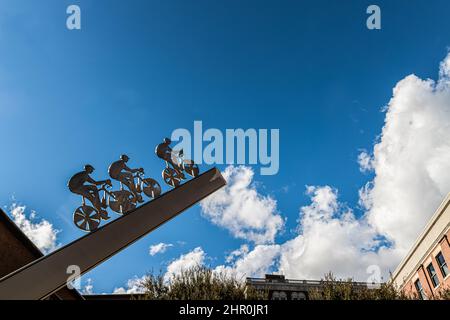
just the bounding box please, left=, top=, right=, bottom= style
left=0, top=209, right=83, bottom=300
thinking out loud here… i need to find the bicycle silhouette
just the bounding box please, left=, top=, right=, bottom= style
left=72, top=170, right=161, bottom=232
left=162, top=149, right=199, bottom=187
left=70, top=141, right=201, bottom=232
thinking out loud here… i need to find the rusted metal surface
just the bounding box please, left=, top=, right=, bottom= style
left=0, top=168, right=225, bottom=300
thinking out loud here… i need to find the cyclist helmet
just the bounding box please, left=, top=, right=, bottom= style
left=163, top=137, right=171, bottom=144
left=84, top=164, right=95, bottom=172
left=120, top=154, right=130, bottom=162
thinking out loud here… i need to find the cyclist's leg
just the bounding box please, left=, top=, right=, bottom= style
left=85, top=185, right=110, bottom=218
left=72, top=188, right=90, bottom=205
left=85, top=185, right=101, bottom=211
left=74, top=186, right=97, bottom=209
left=73, top=186, right=109, bottom=220
left=165, top=155, right=184, bottom=177
left=118, top=172, right=138, bottom=198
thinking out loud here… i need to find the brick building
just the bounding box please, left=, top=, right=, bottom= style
left=391, top=194, right=450, bottom=299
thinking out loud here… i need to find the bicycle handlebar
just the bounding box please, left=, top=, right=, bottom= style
left=100, top=181, right=112, bottom=189
left=134, top=168, right=145, bottom=175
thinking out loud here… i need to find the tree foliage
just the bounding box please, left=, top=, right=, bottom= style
left=136, top=267, right=448, bottom=300
left=308, top=272, right=410, bottom=300
left=137, top=266, right=266, bottom=300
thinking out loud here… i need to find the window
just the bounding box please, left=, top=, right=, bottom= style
left=436, top=252, right=449, bottom=278
left=294, top=292, right=307, bottom=300
left=414, top=279, right=426, bottom=300
left=426, top=263, right=440, bottom=287
left=291, top=292, right=306, bottom=300
left=279, top=291, right=287, bottom=300
left=271, top=291, right=287, bottom=300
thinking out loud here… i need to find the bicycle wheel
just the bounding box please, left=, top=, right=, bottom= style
left=142, top=178, right=162, bottom=198
left=162, top=167, right=181, bottom=188
left=120, top=200, right=136, bottom=214
left=109, top=190, right=136, bottom=215
left=182, top=159, right=199, bottom=177
left=73, top=205, right=101, bottom=232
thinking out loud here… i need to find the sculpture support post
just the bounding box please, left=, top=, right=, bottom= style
left=0, top=168, right=226, bottom=300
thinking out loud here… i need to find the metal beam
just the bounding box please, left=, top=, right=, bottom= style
left=0, top=168, right=226, bottom=300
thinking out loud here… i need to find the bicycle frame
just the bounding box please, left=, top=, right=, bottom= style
left=80, top=183, right=113, bottom=210
left=98, top=184, right=116, bottom=208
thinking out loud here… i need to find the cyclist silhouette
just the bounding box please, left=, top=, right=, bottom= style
left=68, top=165, right=111, bottom=220
left=155, top=137, right=185, bottom=178
left=108, top=154, right=144, bottom=203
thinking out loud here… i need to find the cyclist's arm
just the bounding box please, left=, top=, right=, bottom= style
left=124, top=164, right=141, bottom=173
left=87, top=176, right=109, bottom=186
left=87, top=176, right=100, bottom=185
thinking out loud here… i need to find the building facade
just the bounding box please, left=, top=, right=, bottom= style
left=391, top=194, right=450, bottom=299
left=246, top=274, right=372, bottom=300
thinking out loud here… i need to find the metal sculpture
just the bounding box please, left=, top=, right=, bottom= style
left=72, top=181, right=113, bottom=232
left=68, top=156, right=161, bottom=232
left=68, top=137, right=199, bottom=232
left=2, top=168, right=225, bottom=300
left=155, top=137, right=200, bottom=188
left=68, top=165, right=112, bottom=228
left=108, top=154, right=145, bottom=203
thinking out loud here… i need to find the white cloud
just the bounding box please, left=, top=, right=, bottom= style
left=225, top=244, right=249, bottom=263
left=9, top=204, right=59, bottom=254
left=200, top=166, right=284, bottom=244
left=439, top=55, right=450, bottom=80
left=278, top=186, right=400, bottom=281
left=163, top=244, right=280, bottom=281
left=113, top=276, right=146, bottom=294
left=216, top=244, right=281, bottom=280
left=360, top=52, right=450, bottom=252
left=198, top=168, right=400, bottom=281
left=212, top=186, right=398, bottom=282
left=82, top=278, right=94, bottom=295
left=357, top=150, right=374, bottom=172
left=114, top=247, right=206, bottom=293
left=149, top=242, right=173, bottom=256
left=164, top=247, right=206, bottom=281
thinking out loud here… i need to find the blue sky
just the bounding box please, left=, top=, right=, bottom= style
left=2, top=0, right=450, bottom=293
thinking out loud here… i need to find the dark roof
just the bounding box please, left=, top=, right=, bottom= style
left=0, top=208, right=84, bottom=300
